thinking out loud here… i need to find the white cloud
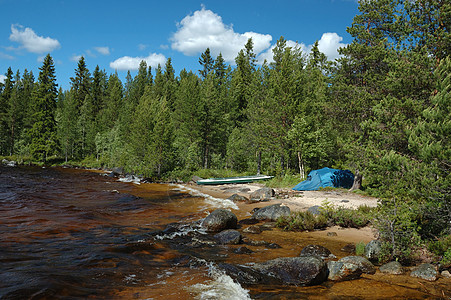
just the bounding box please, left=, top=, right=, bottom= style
left=109, top=53, right=167, bottom=71
left=95, top=46, right=110, bottom=55
left=0, top=74, right=6, bottom=84
left=9, top=24, right=60, bottom=54
left=257, top=33, right=347, bottom=64
left=171, top=7, right=272, bottom=63
left=70, top=54, right=83, bottom=62
left=138, top=44, right=147, bottom=51
left=317, top=32, right=347, bottom=61
left=0, top=52, right=14, bottom=60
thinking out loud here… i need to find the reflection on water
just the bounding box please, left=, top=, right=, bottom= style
left=0, top=166, right=449, bottom=299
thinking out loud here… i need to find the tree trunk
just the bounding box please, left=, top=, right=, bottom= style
left=349, top=169, right=363, bottom=191
left=257, top=150, right=261, bottom=175
left=297, top=151, right=305, bottom=180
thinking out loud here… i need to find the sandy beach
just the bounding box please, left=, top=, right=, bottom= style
left=182, top=182, right=380, bottom=244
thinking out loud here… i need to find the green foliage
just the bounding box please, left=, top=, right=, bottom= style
left=276, top=211, right=328, bottom=231
left=265, top=173, right=300, bottom=189
left=355, top=242, right=366, bottom=256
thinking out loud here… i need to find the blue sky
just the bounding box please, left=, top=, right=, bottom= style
left=0, top=0, right=359, bottom=89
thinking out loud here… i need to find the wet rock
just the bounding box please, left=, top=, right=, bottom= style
left=327, top=261, right=363, bottom=281
left=111, top=167, right=124, bottom=176
left=227, top=193, right=249, bottom=202
left=252, top=203, right=291, bottom=221
left=234, top=246, right=254, bottom=254
left=441, top=270, right=451, bottom=278
left=266, top=243, right=282, bottom=249
left=300, top=245, right=335, bottom=260
left=238, top=218, right=259, bottom=225
left=307, top=205, right=322, bottom=216
left=341, top=244, right=356, bottom=253
left=214, top=229, right=242, bottom=245
left=2, top=159, right=17, bottom=167
left=243, top=225, right=262, bottom=234
left=380, top=261, right=404, bottom=275
left=410, top=263, right=438, bottom=281
left=327, top=232, right=338, bottom=237
left=202, top=209, right=238, bottom=232
left=219, top=263, right=281, bottom=285
left=250, top=187, right=275, bottom=202
left=338, top=256, right=376, bottom=274
left=365, top=240, right=382, bottom=263
left=253, top=256, right=328, bottom=286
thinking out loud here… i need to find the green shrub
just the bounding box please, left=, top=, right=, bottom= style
left=356, top=242, right=366, bottom=256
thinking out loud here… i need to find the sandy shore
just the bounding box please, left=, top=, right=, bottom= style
left=186, top=182, right=378, bottom=212
left=182, top=182, right=380, bottom=244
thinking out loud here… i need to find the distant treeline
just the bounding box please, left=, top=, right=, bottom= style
left=0, top=0, right=449, bottom=261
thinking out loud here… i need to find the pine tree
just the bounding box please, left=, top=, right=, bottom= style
left=29, top=54, right=59, bottom=161
left=199, top=48, right=214, bottom=79
left=0, top=67, right=14, bottom=155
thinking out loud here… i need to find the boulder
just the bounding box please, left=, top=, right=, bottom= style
left=253, top=256, right=328, bottom=286
left=201, top=209, right=238, bottom=232
left=410, top=263, right=438, bottom=281
left=227, top=193, right=249, bottom=202
left=364, top=240, right=382, bottom=263
left=338, top=256, right=376, bottom=274
left=214, top=229, right=242, bottom=245
left=250, top=187, right=275, bottom=202
left=379, top=261, right=404, bottom=275
left=300, top=245, right=335, bottom=260
left=327, top=261, right=363, bottom=281
left=219, top=263, right=281, bottom=285
left=111, top=167, right=124, bottom=176
left=252, top=204, right=291, bottom=221
left=341, top=244, right=356, bottom=254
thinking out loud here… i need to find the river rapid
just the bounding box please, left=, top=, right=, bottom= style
left=1, top=166, right=449, bottom=299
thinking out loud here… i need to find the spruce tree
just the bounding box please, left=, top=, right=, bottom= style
left=29, top=54, right=59, bottom=162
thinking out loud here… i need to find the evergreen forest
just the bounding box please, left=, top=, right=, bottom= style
left=0, top=0, right=449, bottom=262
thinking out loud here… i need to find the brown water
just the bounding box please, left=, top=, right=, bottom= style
left=0, top=166, right=449, bottom=299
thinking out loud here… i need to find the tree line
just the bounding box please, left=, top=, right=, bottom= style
left=0, top=0, right=449, bottom=261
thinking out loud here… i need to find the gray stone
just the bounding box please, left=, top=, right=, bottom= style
left=338, top=256, right=376, bottom=274
left=234, top=246, right=253, bottom=254
left=327, top=261, right=362, bottom=281
left=250, top=187, right=275, bottom=202
left=227, top=193, right=249, bottom=202
left=441, top=270, right=451, bottom=278
left=214, top=229, right=242, bottom=245
left=243, top=225, right=262, bottom=234
left=410, top=263, right=438, bottom=281
left=341, top=244, right=356, bottom=253
left=307, top=205, right=322, bottom=215
left=252, top=203, right=291, bottom=221
left=300, top=245, right=335, bottom=260
left=365, top=240, right=382, bottom=263
left=380, top=261, right=404, bottom=275
left=253, top=256, right=328, bottom=286
left=202, top=209, right=238, bottom=232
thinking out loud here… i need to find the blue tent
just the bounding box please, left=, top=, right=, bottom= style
left=293, top=167, right=354, bottom=191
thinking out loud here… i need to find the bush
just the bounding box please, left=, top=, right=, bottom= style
left=276, top=211, right=328, bottom=231
left=356, top=242, right=366, bottom=256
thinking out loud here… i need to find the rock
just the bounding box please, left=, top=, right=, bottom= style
left=327, top=232, right=338, bottom=237
left=252, top=204, right=291, bottom=221
left=307, top=205, right=322, bottom=216
left=238, top=218, right=259, bottom=225
left=234, top=246, right=254, bottom=254
left=327, top=261, right=363, bottom=281
left=227, top=193, right=249, bottom=202
left=214, top=229, right=242, bottom=245
left=300, top=245, right=335, bottom=260
left=338, top=256, right=376, bottom=274
left=243, top=225, right=262, bottom=234
left=250, top=187, right=275, bottom=202
left=410, top=263, right=438, bottom=281
left=2, top=159, right=17, bottom=167
left=341, top=244, right=356, bottom=253
left=365, top=240, right=382, bottom=263
left=202, top=209, right=238, bottom=232
left=219, top=263, right=281, bottom=285
left=441, top=270, right=451, bottom=278
left=253, top=256, right=328, bottom=286
left=380, top=261, right=404, bottom=275
left=111, top=167, right=124, bottom=176
left=266, top=243, right=282, bottom=249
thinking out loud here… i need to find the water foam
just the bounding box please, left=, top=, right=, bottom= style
left=190, top=259, right=251, bottom=300
left=174, top=184, right=238, bottom=210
